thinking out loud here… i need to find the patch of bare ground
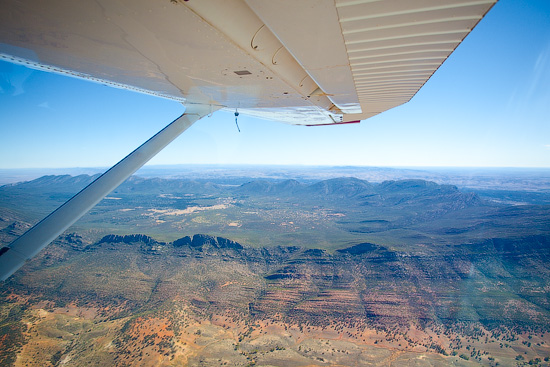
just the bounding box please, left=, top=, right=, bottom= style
left=8, top=300, right=550, bottom=366
left=14, top=307, right=123, bottom=367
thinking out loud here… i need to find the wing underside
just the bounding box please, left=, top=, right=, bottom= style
left=0, top=0, right=496, bottom=125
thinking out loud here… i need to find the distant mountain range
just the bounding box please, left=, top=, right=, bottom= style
left=2, top=173, right=482, bottom=205
left=2, top=174, right=549, bottom=247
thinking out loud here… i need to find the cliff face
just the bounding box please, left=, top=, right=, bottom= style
left=8, top=233, right=550, bottom=331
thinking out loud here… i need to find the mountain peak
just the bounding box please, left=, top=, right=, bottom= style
left=306, top=177, right=374, bottom=197
left=172, top=234, right=243, bottom=250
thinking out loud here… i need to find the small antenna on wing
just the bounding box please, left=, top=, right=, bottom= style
left=234, top=109, right=241, bottom=132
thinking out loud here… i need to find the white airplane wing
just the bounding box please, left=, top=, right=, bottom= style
left=0, top=0, right=496, bottom=280
left=0, top=0, right=496, bottom=125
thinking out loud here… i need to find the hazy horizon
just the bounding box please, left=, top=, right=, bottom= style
left=1, top=164, right=549, bottom=190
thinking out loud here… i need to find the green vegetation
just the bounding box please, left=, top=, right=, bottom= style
left=2, top=174, right=549, bottom=250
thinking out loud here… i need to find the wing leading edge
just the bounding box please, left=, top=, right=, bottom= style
left=0, top=0, right=496, bottom=125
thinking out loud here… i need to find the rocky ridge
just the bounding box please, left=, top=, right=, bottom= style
left=11, top=232, right=550, bottom=332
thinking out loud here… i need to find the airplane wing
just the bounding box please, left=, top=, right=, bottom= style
left=0, top=0, right=496, bottom=125
left=0, top=0, right=497, bottom=281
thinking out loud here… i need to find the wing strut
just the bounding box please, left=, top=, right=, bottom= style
left=0, top=103, right=216, bottom=281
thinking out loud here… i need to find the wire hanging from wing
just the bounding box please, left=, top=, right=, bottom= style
left=234, top=109, right=241, bottom=132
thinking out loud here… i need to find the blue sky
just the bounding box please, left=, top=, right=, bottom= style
left=1, top=0, right=549, bottom=169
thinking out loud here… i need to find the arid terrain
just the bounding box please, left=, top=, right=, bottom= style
left=1, top=168, right=549, bottom=366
